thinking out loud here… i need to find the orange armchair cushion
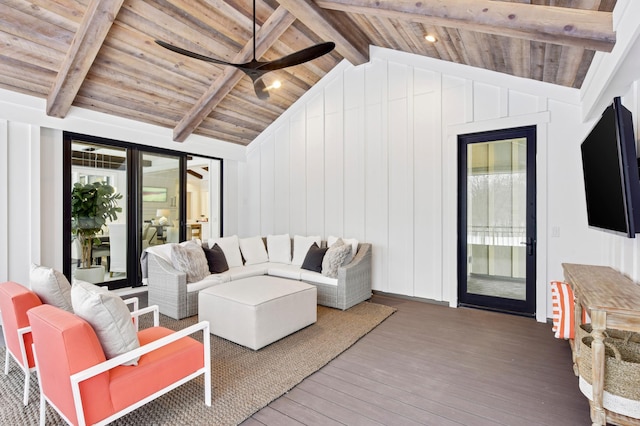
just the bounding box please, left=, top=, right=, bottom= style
left=0, top=281, right=42, bottom=368
left=109, top=327, right=204, bottom=411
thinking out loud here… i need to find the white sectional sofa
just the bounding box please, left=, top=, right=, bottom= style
left=145, top=235, right=372, bottom=320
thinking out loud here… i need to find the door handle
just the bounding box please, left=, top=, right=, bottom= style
left=520, top=237, right=535, bottom=256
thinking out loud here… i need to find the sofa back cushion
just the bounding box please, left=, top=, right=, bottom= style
left=208, top=235, right=243, bottom=268
left=291, top=235, right=322, bottom=266
left=266, top=234, right=292, bottom=264
left=239, top=236, right=269, bottom=265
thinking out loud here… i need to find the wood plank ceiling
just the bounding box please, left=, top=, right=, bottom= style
left=0, top=0, right=617, bottom=146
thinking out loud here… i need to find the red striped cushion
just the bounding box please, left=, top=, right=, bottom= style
left=550, top=281, right=575, bottom=339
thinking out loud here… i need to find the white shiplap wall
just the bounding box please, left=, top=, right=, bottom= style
left=242, top=47, right=589, bottom=321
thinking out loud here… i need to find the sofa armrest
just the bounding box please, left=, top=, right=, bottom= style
left=147, top=253, right=189, bottom=319
left=336, top=243, right=372, bottom=310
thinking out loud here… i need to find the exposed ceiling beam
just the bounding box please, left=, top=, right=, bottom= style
left=46, top=0, right=125, bottom=118
left=172, top=6, right=296, bottom=142
left=316, top=0, right=615, bottom=52
left=187, top=169, right=203, bottom=179
left=275, top=0, right=369, bottom=66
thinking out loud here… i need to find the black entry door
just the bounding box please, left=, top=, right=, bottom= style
left=458, top=126, right=536, bottom=316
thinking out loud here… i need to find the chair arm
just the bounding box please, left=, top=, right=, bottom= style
left=123, top=297, right=139, bottom=311
left=70, top=320, right=210, bottom=384
left=130, top=305, right=160, bottom=328
left=17, top=326, right=32, bottom=368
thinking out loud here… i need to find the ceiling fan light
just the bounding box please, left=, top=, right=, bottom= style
left=271, top=80, right=282, bottom=89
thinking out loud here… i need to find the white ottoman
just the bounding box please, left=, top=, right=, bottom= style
left=198, top=276, right=317, bottom=350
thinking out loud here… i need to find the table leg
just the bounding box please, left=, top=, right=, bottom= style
left=590, top=310, right=607, bottom=426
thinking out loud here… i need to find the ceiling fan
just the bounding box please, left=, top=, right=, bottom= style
left=155, top=0, right=335, bottom=100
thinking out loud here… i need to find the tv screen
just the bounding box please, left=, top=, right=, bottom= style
left=580, top=97, right=640, bottom=238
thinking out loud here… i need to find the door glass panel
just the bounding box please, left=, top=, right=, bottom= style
left=70, top=141, right=127, bottom=285
left=142, top=153, right=180, bottom=248
left=186, top=156, right=222, bottom=241
left=466, top=138, right=527, bottom=300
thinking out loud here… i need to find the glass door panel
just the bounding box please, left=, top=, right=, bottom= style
left=141, top=153, right=181, bottom=249
left=70, top=141, right=128, bottom=286
left=466, top=139, right=526, bottom=300
left=458, top=126, right=536, bottom=316
left=186, top=156, right=222, bottom=242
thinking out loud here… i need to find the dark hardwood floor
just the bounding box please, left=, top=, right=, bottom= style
left=242, top=293, right=591, bottom=426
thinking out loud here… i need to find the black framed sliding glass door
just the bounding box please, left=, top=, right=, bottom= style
left=63, top=132, right=222, bottom=290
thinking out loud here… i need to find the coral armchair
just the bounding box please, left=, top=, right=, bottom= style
left=28, top=304, right=211, bottom=426
left=0, top=281, right=42, bottom=405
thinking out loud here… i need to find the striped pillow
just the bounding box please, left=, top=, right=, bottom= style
left=550, top=281, right=575, bottom=339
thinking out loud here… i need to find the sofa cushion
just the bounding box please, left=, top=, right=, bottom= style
left=29, top=263, right=74, bottom=313
left=239, top=236, right=269, bottom=265
left=171, top=241, right=210, bottom=283
left=322, top=239, right=352, bottom=278
left=71, top=280, right=140, bottom=365
left=208, top=235, right=243, bottom=268
left=301, top=243, right=328, bottom=273
left=268, top=264, right=303, bottom=280
left=109, top=326, right=203, bottom=412
left=291, top=235, right=321, bottom=266
left=202, top=243, right=229, bottom=273
left=227, top=264, right=269, bottom=281
left=266, top=234, right=291, bottom=264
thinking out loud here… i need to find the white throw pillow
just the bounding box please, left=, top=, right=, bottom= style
left=29, top=264, right=74, bottom=313
left=239, top=236, right=269, bottom=265
left=291, top=235, right=322, bottom=266
left=208, top=235, right=243, bottom=267
left=170, top=240, right=210, bottom=283
left=71, top=280, right=140, bottom=365
left=266, top=234, right=291, bottom=264
left=328, top=236, right=359, bottom=260
left=322, top=239, right=352, bottom=278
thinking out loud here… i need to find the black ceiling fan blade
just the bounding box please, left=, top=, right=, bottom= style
left=257, top=42, right=335, bottom=72
left=155, top=40, right=242, bottom=68
left=252, top=76, right=270, bottom=100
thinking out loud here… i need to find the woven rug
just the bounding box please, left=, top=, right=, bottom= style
left=0, top=301, right=395, bottom=425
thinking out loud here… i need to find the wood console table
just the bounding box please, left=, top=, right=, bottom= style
left=563, top=263, right=640, bottom=426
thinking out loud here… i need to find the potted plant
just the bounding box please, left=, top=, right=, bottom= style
left=71, top=181, right=122, bottom=280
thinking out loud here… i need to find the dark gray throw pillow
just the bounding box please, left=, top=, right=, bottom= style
left=202, top=243, right=229, bottom=273
left=301, top=242, right=328, bottom=273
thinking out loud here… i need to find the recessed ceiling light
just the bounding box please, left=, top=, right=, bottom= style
left=424, top=34, right=437, bottom=43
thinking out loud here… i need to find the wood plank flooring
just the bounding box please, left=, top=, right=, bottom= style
left=243, top=294, right=591, bottom=425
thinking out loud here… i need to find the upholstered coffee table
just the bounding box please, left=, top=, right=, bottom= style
left=198, top=275, right=317, bottom=350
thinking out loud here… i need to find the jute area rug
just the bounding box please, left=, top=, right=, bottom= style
left=0, top=301, right=395, bottom=426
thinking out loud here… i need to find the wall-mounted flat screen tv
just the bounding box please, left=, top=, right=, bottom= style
left=581, top=97, right=640, bottom=238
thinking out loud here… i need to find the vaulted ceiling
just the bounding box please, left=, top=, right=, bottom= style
left=0, top=0, right=616, bottom=146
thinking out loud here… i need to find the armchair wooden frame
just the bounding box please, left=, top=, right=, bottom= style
left=31, top=304, right=211, bottom=426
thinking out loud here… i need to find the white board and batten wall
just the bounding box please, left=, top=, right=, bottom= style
left=242, top=45, right=640, bottom=322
